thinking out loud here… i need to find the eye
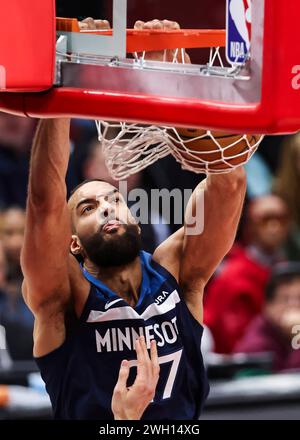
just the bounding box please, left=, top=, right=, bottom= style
left=82, top=205, right=94, bottom=214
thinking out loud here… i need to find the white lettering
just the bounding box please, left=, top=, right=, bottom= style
left=144, top=325, right=155, bottom=348
left=155, top=295, right=164, bottom=305
left=111, top=327, right=117, bottom=351
left=230, top=41, right=246, bottom=59
left=161, top=322, right=177, bottom=344
left=131, top=327, right=143, bottom=345
left=292, top=65, right=300, bottom=90
left=155, top=291, right=171, bottom=305
left=153, top=323, right=165, bottom=347
left=99, top=425, right=134, bottom=437
left=292, top=325, right=300, bottom=350
left=96, top=329, right=111, bottom=353
left=117, top=327, right=131, bottom=350
left=95, top=320, right=179, bottom=353
left=171, top=316, right=179, bottom=334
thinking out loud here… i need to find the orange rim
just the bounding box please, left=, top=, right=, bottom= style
left=56, top=18, right=225, bottom=51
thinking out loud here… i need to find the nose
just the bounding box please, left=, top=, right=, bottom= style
left=97, top=200, right=115, bottom=223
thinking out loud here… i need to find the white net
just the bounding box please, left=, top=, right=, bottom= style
left=95, top=46, right=263, bottom=180
left=96, top=121, right=263, bottom=179
left=95, top=121, right=171, bottom=179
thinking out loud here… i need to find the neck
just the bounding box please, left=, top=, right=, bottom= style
left=83, top=256, right=142, bottom=307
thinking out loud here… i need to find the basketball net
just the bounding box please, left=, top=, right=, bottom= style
left=95, top=47, right=263, bottom=179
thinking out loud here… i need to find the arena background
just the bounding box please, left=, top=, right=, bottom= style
left=0, top=0, right=299, bottom=421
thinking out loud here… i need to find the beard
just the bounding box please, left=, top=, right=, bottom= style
left=79, top=224, right=142, bottom=268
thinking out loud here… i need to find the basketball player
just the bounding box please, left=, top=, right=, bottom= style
left=20, top=22, right=246, bottom=420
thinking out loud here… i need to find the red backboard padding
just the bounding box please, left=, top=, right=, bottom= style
left=0, top=0, right=55, bottom=92
left=0, top=0, right=299, bottom=135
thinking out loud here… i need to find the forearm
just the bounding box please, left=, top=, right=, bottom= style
left=182, top=167, right=246, bottom=284
left=189, top=167, right=246, bottom=222
left=28, top=119, right=71, bottom=208
left=21, top=119, right=72, bottom=303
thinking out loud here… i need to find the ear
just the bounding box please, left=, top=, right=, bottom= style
left=70, top=235, right=82, bottom=255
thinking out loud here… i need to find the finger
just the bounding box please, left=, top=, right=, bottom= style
left=150, top=340, right=160, bottom=382
left=78, top=22, right=89, bottom=30
left=135, top=337, right=148, bottom=379
left=134, top=20, right=145, bottom=30
left=95, top=19, right=111, bottom=30
left=115, top=359, right=130, bottom=390
left=139, top=336, right=152, bottom=377
left=82, top=17, right=96, bottom=30
left=152, top=20, right=164, bottom=30
left=163, top=19, right=180, bottom=30
left=143, top=20, right=161, bottom=30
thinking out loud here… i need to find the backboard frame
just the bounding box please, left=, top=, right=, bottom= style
left=0, top=0, right=299, bottom=135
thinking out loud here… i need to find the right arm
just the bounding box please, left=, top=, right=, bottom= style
left=112, top=337, right=160, bottom=420
left=21, top=119, right=87, bottom=356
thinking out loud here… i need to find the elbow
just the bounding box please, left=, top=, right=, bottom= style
left=227, top=167, right=247, bottom=192
left=230, top=166, right=247, bottom=187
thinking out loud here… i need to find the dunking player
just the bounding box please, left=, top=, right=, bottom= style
left=21, top=20, right=246, bottom=420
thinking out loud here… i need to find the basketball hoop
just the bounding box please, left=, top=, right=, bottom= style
left=96, top=121, right=263, bottom=179
left=94, top=30, right=263, bottom=179
left=1, top=1, right=299, bottom=142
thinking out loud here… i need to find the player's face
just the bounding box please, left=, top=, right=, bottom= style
left=70, top=181, right=141, bottom=267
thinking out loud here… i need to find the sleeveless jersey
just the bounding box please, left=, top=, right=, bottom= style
left=35, top=251, right=209, bottom=419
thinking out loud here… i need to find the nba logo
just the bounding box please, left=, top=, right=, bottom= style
left=226, top=0, right=252, bottom=65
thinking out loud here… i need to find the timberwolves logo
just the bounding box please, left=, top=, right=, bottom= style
left=226, top=0, right=252, bottom=65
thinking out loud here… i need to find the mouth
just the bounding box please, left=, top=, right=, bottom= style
left=102, top=220, right=122, bottom=233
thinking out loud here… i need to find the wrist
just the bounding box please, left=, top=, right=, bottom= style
left=209, top=167, right=246, bottom=191
left=114, top=412, right=139, bottom=420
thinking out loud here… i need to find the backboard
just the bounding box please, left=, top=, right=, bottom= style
left=0, top=0, right=299, bottom=134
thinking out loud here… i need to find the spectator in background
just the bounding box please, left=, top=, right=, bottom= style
left=234, top=262, right=300, bottom=372
left=0, top=241, right=7, bottom=294
left=0, top=113, right=35, bottom=208
left=273, top=133, right=300, bottom=260
left=81, top=137, right=171, bottom=253
left=204, top=194, right=291, bottom=354
left=0, top=208, right=33, bottom=360
left=0, top=208, right=25, bottom=291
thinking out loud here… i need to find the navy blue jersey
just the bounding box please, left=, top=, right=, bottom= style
left=35, top=251, right=209, bottom=420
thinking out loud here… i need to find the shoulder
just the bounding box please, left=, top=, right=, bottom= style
left=22, top=255, right=90, bottom=319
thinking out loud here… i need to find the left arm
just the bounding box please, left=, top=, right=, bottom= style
left=153, top=167, right=247, bottom=324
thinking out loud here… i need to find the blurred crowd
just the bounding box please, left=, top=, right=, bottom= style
left=0, top=112, right=300, bottom=377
